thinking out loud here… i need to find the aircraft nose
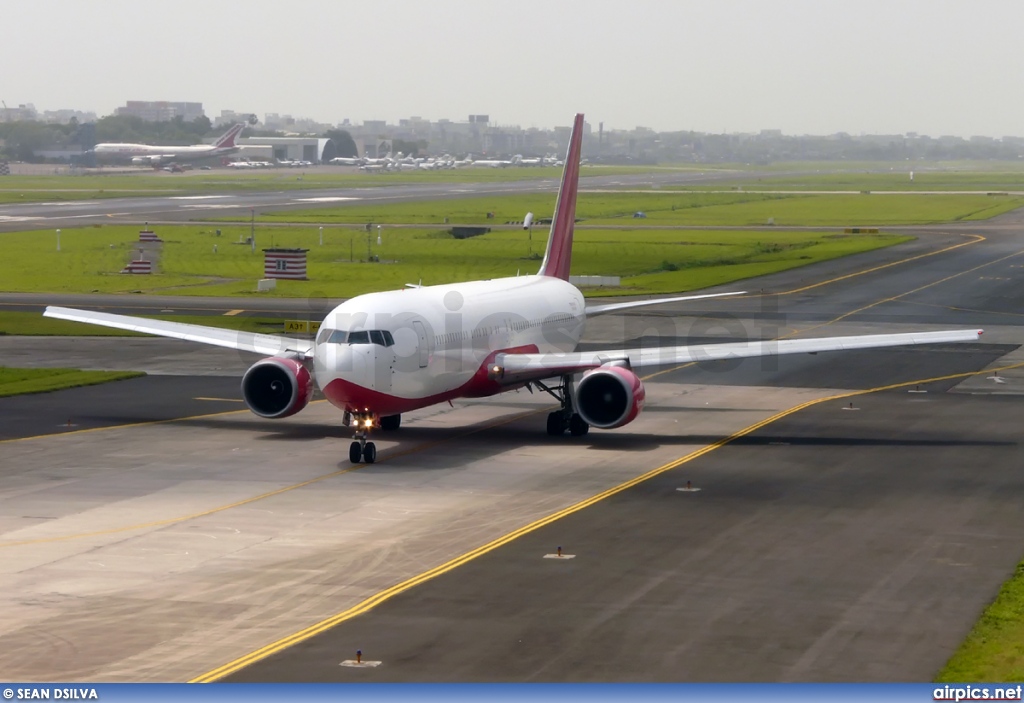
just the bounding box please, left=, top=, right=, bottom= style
left=316, top=342, right=364, bottom=390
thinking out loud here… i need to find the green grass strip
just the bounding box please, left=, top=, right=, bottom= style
left=0, top=367, right=145, bottom=397
left=936, top=561, right=1024, bottom=682
left=0, top=312, right=288, bottom=336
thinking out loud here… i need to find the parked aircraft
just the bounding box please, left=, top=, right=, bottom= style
left=362, top=153, right=394, bottom=166
left=45, top=113, right=982, bottom=465
left=91, top=123, right=246, bottom=166
left=471, top=155, right=523, bottom=168
left=330, top=156, right=365, bottom=166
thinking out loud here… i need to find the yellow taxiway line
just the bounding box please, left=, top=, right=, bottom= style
left=190, top=360, right=1024, bottom=683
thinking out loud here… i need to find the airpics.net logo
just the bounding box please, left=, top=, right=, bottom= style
left=934, top=685, right=1024, bottom=701
left=265, top=290, right=785, bottom=377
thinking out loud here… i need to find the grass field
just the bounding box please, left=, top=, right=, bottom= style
left=245, top=191, right=1024, bottom=227
left=0, top=311, right=289, bottom=336
left=0, top=366, right=144, bottom=397
left=935, top=560, right=1024, bottom=682
left=4, top=185, right=1018, bottom=298
left=0, top=165, right=637, bottom=204
left=0, top=223, right=910, bottom=298
left=671, top=165, right=1024, bottom=193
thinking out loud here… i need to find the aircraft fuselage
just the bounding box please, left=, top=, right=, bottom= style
left=313, top=275, right=585, bottom=416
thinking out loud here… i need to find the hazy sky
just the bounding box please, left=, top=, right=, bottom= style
left=7, top=0, right=1023, bottom=137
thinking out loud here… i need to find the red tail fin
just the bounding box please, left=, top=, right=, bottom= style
left=538, top=113, right=584, bottom=281
left=216, top=123, right=245, bottom=149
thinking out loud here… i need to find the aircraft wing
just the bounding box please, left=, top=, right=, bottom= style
left=490, top=329, right=983, bottom=384
left=585, top=291, right=745, bottom=316
left=43, top=306, right=315, bottom=359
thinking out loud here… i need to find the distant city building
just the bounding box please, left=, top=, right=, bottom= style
left=215, top=110, right=256, bottom=127
left=263, top=113, right=331, bottom=133
left=115, top=101, right=204, bottom=122
left=1, top=103, right=37, bottom=121
left=40, top=109, right=97, bottom=124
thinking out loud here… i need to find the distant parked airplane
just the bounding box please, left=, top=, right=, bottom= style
left=471, top=155, right=522, bottom=168
left=91, top=123, right=246, bottom=166
left=330, top=156, right=365, bottom=166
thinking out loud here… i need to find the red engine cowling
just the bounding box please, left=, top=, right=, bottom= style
left=575, top=364, right=646, bottom=429
left=241, top=357, right=313, bottom=419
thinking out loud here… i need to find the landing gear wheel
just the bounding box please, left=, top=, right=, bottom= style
left=569, top=413, right=590, bottom=437
left=546, top=411, right=567, bottom=436
left=363, top=441, right=377, bottom=464
left=348, top=441, right=362, bottom=464
left=380, top=414, right=401, bottom=431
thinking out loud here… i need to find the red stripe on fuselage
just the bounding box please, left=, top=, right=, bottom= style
left=321, top=345, right=538, bottom=417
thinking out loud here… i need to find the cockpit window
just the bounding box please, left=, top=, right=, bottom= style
left=332, top=329, right=395, bottom=347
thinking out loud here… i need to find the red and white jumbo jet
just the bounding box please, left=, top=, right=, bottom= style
left=46, top=113, right=982, bottom=464
left=91, top=122, right=246, bottom=166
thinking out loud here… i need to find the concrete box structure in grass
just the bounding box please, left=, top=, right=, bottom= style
left=263, top=248, right=309, bottom=280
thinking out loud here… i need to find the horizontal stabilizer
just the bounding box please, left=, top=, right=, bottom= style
left=585, top=291, right=746, bottom=316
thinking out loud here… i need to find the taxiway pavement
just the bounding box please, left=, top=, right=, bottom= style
left=0, top=207, right=1023, bottom=683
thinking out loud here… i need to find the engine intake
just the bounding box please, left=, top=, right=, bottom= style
left=575, top=364, right=645, bottom=429
left=241, top=357, right=313, bottom=419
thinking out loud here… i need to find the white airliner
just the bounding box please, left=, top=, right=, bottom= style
left=329, top=156, right=365, bottom=166
left=91, top=123, right=246, bottom=166
left=45, top=113, right=982, bottom=464
left=471, top=155, right=522, bottom=168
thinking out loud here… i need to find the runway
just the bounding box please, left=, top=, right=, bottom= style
left=0, top=201, right=1023, bottom=682
left=0, top=170, right=735, bottom=234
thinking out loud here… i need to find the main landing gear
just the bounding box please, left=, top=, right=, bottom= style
left=345, top=413, right=401, bottom=464
left=535, top=375, right=589, bottom=437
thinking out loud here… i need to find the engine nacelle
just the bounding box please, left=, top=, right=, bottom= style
left=241, top=357, right=313, bottom=419
left=575, top=364, right=646, bottom=429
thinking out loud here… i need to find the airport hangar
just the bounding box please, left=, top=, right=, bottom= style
left=235, top=136, right=341, bottom=163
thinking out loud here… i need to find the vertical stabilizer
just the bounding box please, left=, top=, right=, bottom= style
left=216, top=123, right=246, bottom=149
left=538, top=113, right=584, bottom=280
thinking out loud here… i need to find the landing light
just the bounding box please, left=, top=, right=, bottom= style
left=489, top=364, right=504, bottom=380
left=364, top=418, right=374, bottom=428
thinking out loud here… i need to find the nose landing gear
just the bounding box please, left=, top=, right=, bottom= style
left=347, top=412, right=378, bottom=464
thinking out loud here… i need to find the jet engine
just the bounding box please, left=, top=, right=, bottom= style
left=574, top=364, right=646, bottom=429
left=241, top=357, right=313, bottom=419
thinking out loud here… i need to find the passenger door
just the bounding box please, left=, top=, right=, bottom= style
left=412, top=320, right=429, bottom=368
